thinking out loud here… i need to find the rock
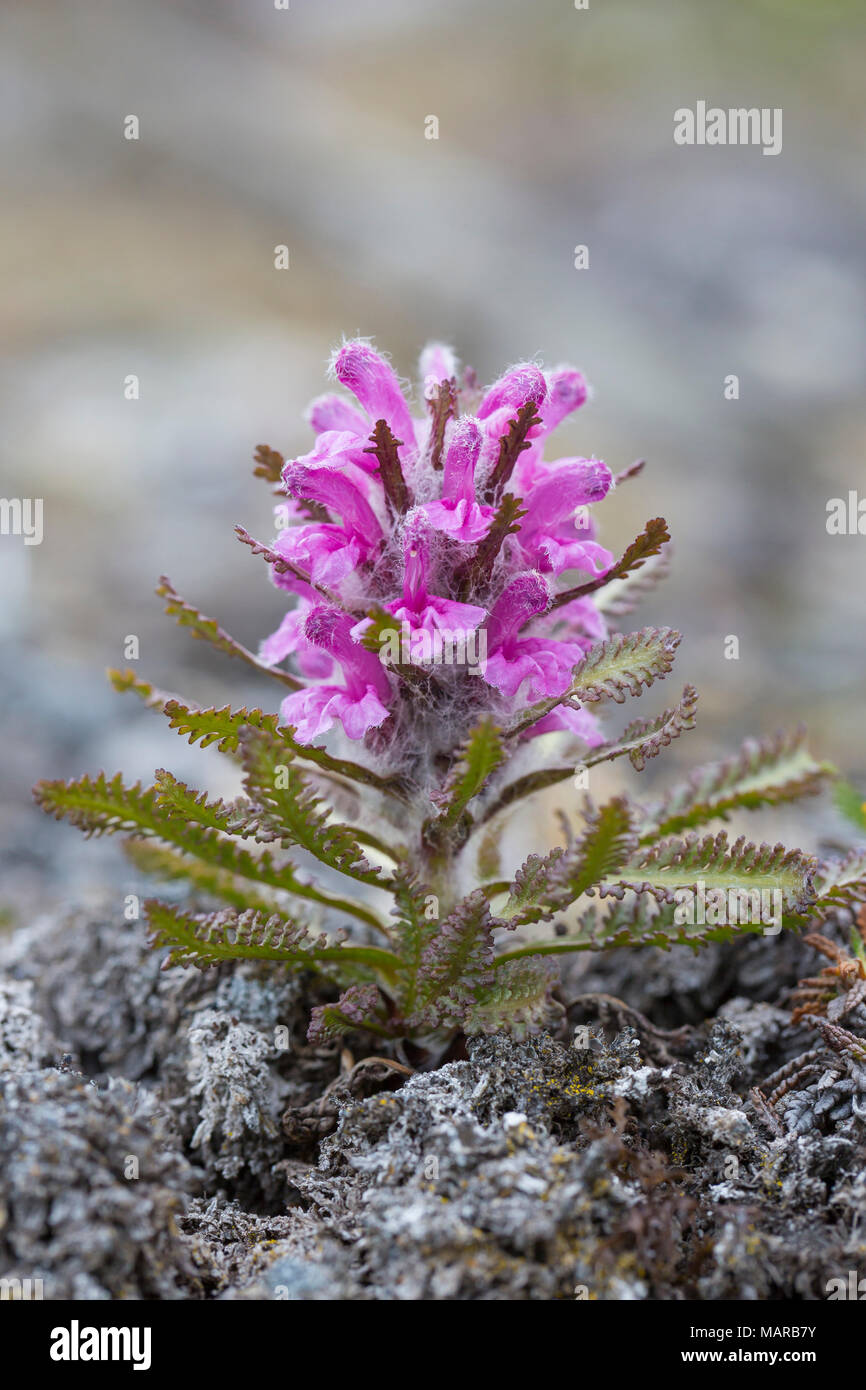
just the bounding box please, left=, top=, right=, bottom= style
left=2, top=903, right=866, bottom=1299
left=0, top=1067, right=195, bottom=1300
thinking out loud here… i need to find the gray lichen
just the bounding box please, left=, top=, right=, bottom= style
left=2, top=902, right=866, bottom=1300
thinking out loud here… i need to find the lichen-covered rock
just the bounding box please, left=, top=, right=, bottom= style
left=182, top=1009, right=286, bottom=1201
left=286, top=1029, right=866, bottom=1300
left=179, top=1195, right=359, bottom=1299
left=3, top=903, right=866, bottom=1300
left=0, top=977, right=61, bottom=1073
left=0, top=905, right=331, bottom=1208
left=0, top=906, right=211, bottom=1079
left=0, top=1067, right=195, bottom=1300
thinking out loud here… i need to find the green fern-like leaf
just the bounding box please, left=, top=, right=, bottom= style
left=812, top=850, right=866, bottom=912
left=239, top=727, right=387, bottom=888
left=146, top=901, right=400, bottom=978
left=34, top=772, right=386, bottom=931
left=496, top=883, right=802, bottom=961
left=428, top=717, right=505, bottom=831
left=156, top=576, right=301, bottom=690
left=502, top=797, right=637, bottom=925
left=614, top=831, right=816, bottom=914
left=307, top=984, right=390, bottom=1042
left=411, top=891, right=496, bottom=1026
left=386, top=869, right=439, bottom=1017
left=479, top=686, right=698, bottom=826
left=594, top=684, right=698, bottom=771
left=462, top=957, right=560, bottom=1036
left=507, top=627, right=681, bottom=736
left=35, top=772, right=167, bottom=840
left=163, top=702, right=283, bottom=754
left=153, top=769, right=262, bottom=838
left=114, top=684, right=405, bottom=797
left=108, top=668, right=180, bottom=710
left=640, top=729, right=834, bottom=841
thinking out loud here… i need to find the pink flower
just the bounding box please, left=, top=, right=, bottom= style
left=476, top=362, right=547, bottom=420
left=515, top=459, right=614, bottom=577
left=280, top=607, right=393, bottom=743
left=421, top=418, right=494, bottom=544
left=259, top=580, right=334, bottom=679
left=481, top=573, right=586, bottom=700
left=529, top=704, right=605, bottom=744
left=256, top=341, right=619, bottom=748
left=305, top=394, right=369, bottom=437
left=419, top=343, right=459, bottom=399
left=332, top=341, right=417, bottom=458
left=351, top=510, right=486, bottom=665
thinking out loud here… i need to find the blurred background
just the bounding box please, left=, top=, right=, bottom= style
left=1, top=0, right=865, bottom=916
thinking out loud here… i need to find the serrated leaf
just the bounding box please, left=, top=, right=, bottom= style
left=569, top=627, right=680, bottom=703
left=146, top=901, right=400, bottom=978
left=429, top=717, right=505, bottom=830
left=239, top=727, right=385, bottom=888
left=234, top=525, right=341, bottom=603
left=35, top=772, right=170, bottom=840
left=482, top=400, right=542, bottom=502
left=496, top=883, right=804, bottom=961
left=593, top=684, right=698, bottom=771
left=307, top=984, right=388, bottom=1043
left=108, top=668, right=180, bottom=709
left=478, top=687, right=698, bottom=826
left=502, top=797, right=637, bottom=925
left=613, top=831, right=817, bottom=914
left=252, top=442, right=286, bottom=485
left=386, top=869, right=439, bottom=1016
left=153, top=768, right=261, bottom=838
left=640, top=729, right=834, bottom=841
left=501, top=849, right=565, bottom=924
left=455, top=493, right=527, bottom=598
left=813, top=850, right=866, bottom=912
left=111, top=676, right=406, bottom=798
left=34, top=772, right=386, bottom=932
left=596, top=547, right=671, bottom=622
left=507, top=628, right=681, bottom=737
left=157, top=575, right=303, bottom=689
left=162, top=702, right=284, bottom=754
left=156, top=576, right=301, bottom=690
left=551, top=517, right=670, bottom=610
left=363, top=419, right=414, bottom=515
left=158, top=698, right=406, bottom=798
left=462, top=957, right=560, bottom=1036
left=410, top=891, right=496, bottom=1026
